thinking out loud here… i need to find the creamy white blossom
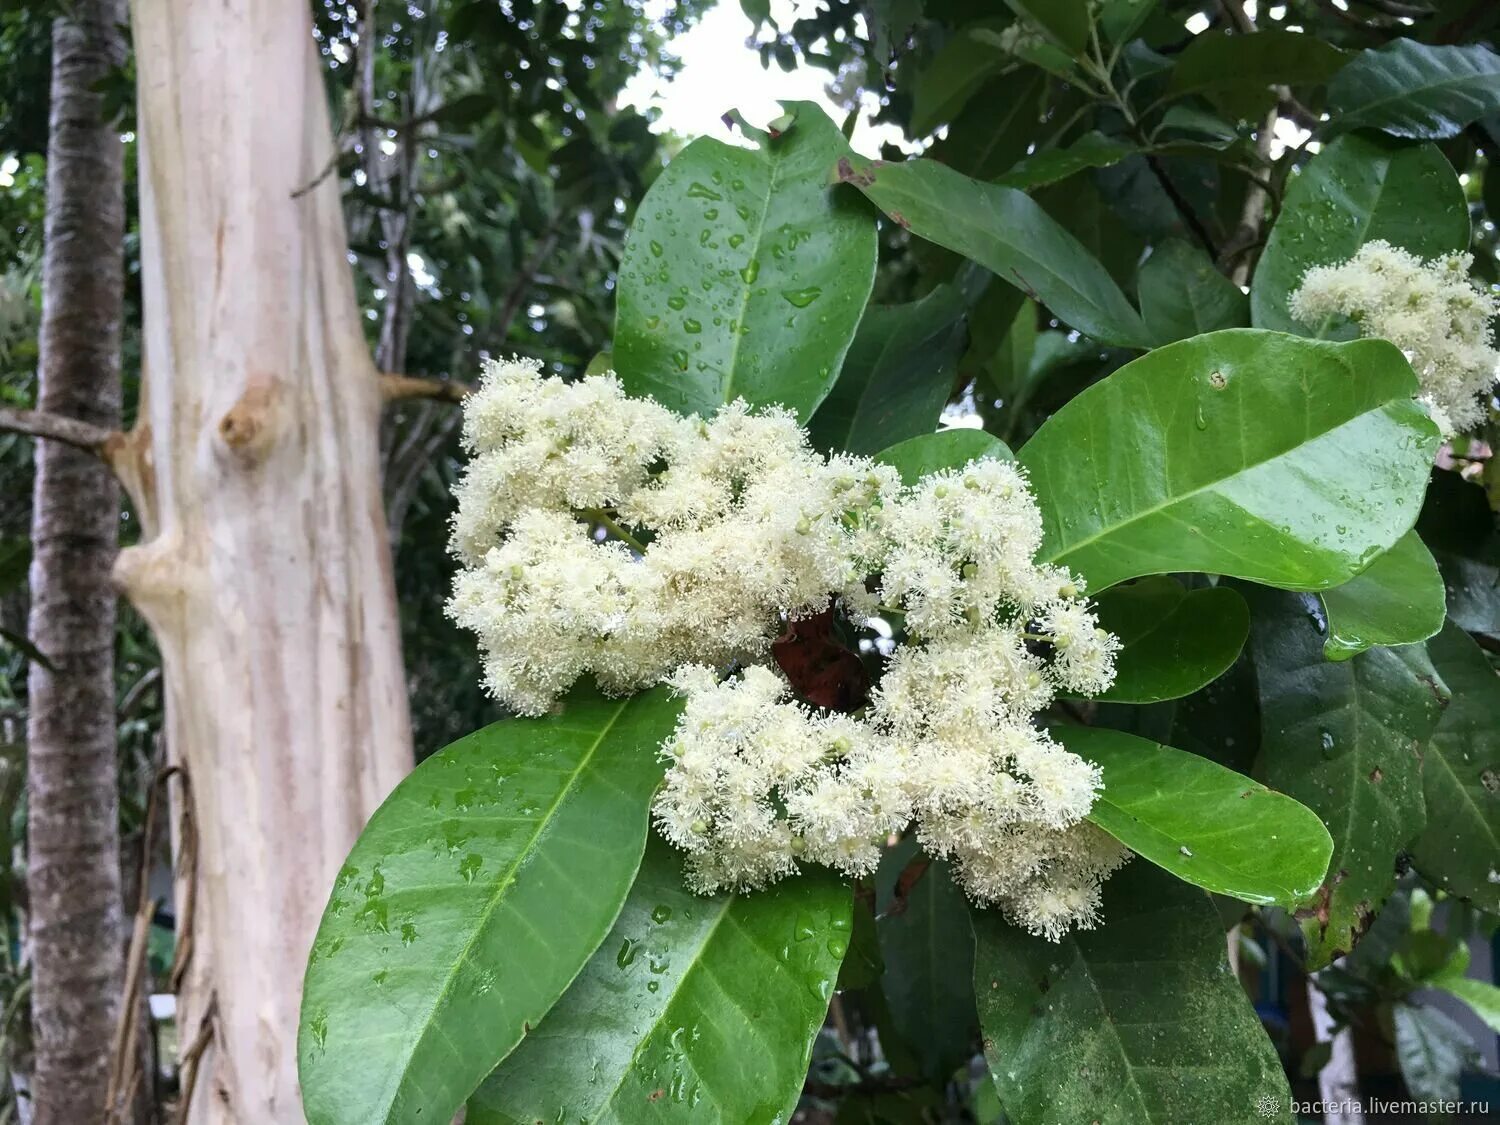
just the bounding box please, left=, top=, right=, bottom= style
left=1288, top=240, right=1499, bottom=436
left=449, top=356, right=1124, bottom=939
left=448, top=357, right=898, bottom=715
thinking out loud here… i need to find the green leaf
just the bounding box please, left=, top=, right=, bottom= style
left=834, top=154, right=1149, bottom=348
left=615, top=101, right=877, bottom=421
left=1251, top=134, right=1469, bottom=337
left=1138, top=239, right=1249, bottom=346
left=1003, top=0, right=1091, bottom=56
left=1248, top=589, right=1447, bottom=967
left=930, top=67, right=1050, bottom=180
left=1393, top=1003, right=1480, bottom=1104
left=1409, top=622, right=1500, bottom=913
left=466, top=839, right=851, bottom=1124
left=1090, top=577, right=1249, bottom=703
left=874, top=841, right=977, bottom=1084
left=1318, top=531, right=1446, bottom=661
left=807, top=285, right=967, bottom=455
left=298, top=687, right=684, bottom=1125
left=910, top=29, right=1008, bottom=136
left=1056, top=725, right=1332, bottom=906
left=1019, top=329, right=1440, bottom=593
left=1416, top=470, right=1500, bottom=635
left=994, top=132, right=1137, bottom=191
left=874, top=430, right=1013, bottom=484
left=1168, top=30, right=1346, bottom=121
left=932, top=69, right=1049, bottom=181
left=1431, top=974, right=1500, bottom=1035
left=1099, top=0, right=1155, bottom=45
left=973, top=861, right=1292, bottom=1125
left=1329, top=40, right=1500, bottom=140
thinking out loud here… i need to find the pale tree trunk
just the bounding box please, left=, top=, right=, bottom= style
left=115, top=1, right=415, bottom=1120
left=1307, top=975, right=1364, bottom=1125
left=25, top=1, right=128, bottom=1121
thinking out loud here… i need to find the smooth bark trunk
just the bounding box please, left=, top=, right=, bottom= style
left=1307, top=975, right=1364, bottom=1125
left=25, top=1, right=127, bottom=1121
left=119, top=2, right=414, bottom=1119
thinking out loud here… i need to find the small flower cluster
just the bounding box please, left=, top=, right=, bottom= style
left=1288, top=240, right=1499, bottom=436
left=449, top=357, right=1124, bottom=938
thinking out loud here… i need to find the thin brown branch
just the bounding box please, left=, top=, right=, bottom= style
left=173, top=993, right=218, bottom=1125
left=378, top=372, right=471, bottom=404
left=0, top=404, right=121, bottom=458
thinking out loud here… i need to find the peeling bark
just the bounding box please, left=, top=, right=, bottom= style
left=122, top=1, right=414, bottom=1119
left=25, top=2, right=128, bottom=1122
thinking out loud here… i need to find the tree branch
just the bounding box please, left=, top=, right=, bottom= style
left=378, top=372, right=471, bottom=404
left=0, top=405, right=121, bottom=458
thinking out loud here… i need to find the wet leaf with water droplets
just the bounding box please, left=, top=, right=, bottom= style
left=467, top=838, right=850, bottom=1124
left=1019, top=329, right=1439, bottom=593
left=1409, top=623, right=1500, bottom=913
left=1247, top=587, right=1445, bottom=968
left=613, top=101, right=876, bottom=421
left=1318, top=530, right=1446, bottom=661
left=1055, top=725, right=1332, bottom=907
left=298, top=686, right=683, bottom=1125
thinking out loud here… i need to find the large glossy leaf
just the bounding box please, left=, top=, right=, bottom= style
left=1416, top=470, right=1500, bottom=635
left=1138, top=239, right=1249, bottom=346
left=873, top=840, right=977, bottom=1084
left=1251, top=134, right=1468, bottom=336
left=614, top=101, right=877, bottom=421
left=298, top=687, right=683, bottom=1125
left=1318, top=531, right=1446, bottom=661
left=1169, top=29, right=1346, bottom=120
left=1329, top=40, right=1500, bottom=140
left=1248, top=589, right=1447, bottom=967
left=1409, top=623, right=1500, bottom=912
left=1019, top=329, right=1440, bottom=593
left=466, top=839, right=850, bottom=1124
left=834, top=154, right=1150, bottom=348
left=1057, top=725, right=1332, bottom=906
left=874, top=430, right=1013, bottom=483
left=807, top=285, right=967, bottom=455
left=1089, top=577, right=1248, bottom=703
left=973, top=862, right=1292, bottom=1124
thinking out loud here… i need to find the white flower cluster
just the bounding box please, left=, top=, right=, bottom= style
left=1288, top=240, right=1499, bottom=436
left=449, top=357, right=886, bottom=715
left=448, top=357, right=1124, bottom=939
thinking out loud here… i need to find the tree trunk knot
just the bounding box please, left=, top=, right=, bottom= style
left=217, top=381, right=282, bottom=464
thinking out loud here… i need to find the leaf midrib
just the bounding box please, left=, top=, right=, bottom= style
left=1340, top=46, right=1500, bottom=129
left=382, top=699, right=635, bottom=1118
left=1038, top=396, right=1401, bottom=570
left=719, top=144, right=786, bottom=406
left=853, top=162, right=1144, bottom=343
left=590, top=894, right=739, bottom=1121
